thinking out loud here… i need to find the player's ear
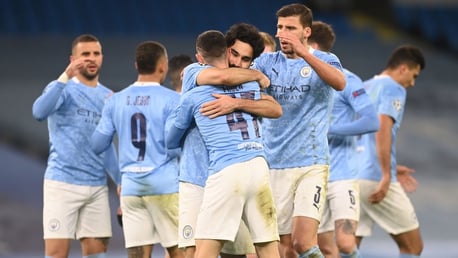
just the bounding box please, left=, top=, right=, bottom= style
left=195, top=53, right=204, bottom=64
left=159, top=56, right=168, bottom=74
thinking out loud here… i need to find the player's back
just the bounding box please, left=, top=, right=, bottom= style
left=109, top=83, right=180, bottom=194
left=182, top=82, right=264, bottom=175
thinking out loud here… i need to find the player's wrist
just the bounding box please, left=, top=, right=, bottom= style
left=57, top=71, right=70, bottom=84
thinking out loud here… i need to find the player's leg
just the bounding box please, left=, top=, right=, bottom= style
left=127, top=245, right=153, bottom=258
left=254, top=241, right=280, bottom=258
left=195, top=239, right=225, bottom=258
left=355, top=180, right=375, bottom=249
left=359, top=181, right=422, bottom=256
left=144, top=193, right=184, bottom=258
left=269, top=168, right=297, bottom=258
left=78, top=185, right=111, bottom=256
left=334, top=219, right=360, bottom=258
left=318, top=231, right=338, bottom=258
left=121, top=196, right=157, bottom=258
left=279, top=234, right=296, bottom=258
left=391, top=228, right=423, bottom=256
left=243, top=157, right=280, bottom=258
left=44, top=239, right=71, bottom=258
left=166, top=245, right=185, bottom=258
left=292, top=165, right=329, bottom=257
left=292, top=216, right=321, bottom=254
left=43, top=180, right=84, bottom=258
left=221, top=220, right=255, bottom=258
left=317, top=192, right=338, bottom=258
left=80, top=237, right=109, bottom=257
left=194, top=166, right=245, bottom=258
left=178, top=182, right=204, bottom=258
left=332, top=180, right=361, bottom=258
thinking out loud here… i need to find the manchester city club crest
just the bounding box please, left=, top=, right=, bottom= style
left=300, top=66, right=311, bottom=77
left=49, top=218, right=60, bottom=232
left=183, top=225, right=194, bottom=239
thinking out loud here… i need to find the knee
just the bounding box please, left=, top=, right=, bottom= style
left=336, top=241, right=355, bottom=254
left=402, top=240, right=423, bottom=255
left=81, top=237, right=110, bottom=253
left=319, top=245, right=337, bottom=257
left=396, top=230, right=423, bottom=255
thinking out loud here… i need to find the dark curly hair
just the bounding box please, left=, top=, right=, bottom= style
left=225, top=23, right=265, bottom=60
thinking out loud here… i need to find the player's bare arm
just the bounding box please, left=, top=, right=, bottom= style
left=200, top=93, right=282, bottom=119
left=370, top=114, right=393, bottom=204
left=196, top=67, right=270, bottom=89
left=277, top=30, right=345, bottom=91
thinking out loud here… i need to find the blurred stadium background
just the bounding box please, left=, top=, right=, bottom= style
left=0, top=0, right=457, bottom=257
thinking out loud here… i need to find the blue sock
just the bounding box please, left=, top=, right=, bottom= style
left=340, top=247, right=361, bottom=258
left=83, top=253, right=106, bottom=258
left=298, top=245, right=324, bottom=258
left=45, top=256, right=53, bottom=258
left=399, top=254, right=420, bottom=258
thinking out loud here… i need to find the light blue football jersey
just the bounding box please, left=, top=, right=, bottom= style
left=177, top=63, right=212, bottom=187
left=178, top=123, right=209, bottom=187
left=357, top=75, right=406, bottom=182
left=171, top=82, right=264, bottom=176
left=328, top=69, right=377, bottom=181
left=95, top=82, right=180, bottom=195
left=253, top=49, right=343, bottom=169
left=32, top=78, right=115, bottom=186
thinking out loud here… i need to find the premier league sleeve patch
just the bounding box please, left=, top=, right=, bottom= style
left=392, top=99, right=402, bottom=112
left=352, top=88, right=366, bottom=97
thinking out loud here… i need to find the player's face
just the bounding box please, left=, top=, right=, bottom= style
left=228, top=39, right=253, bottom=69
left=72, top=41, right=103, bottom=81
left=401, top=64, right=421, bottom=88
left=276, top=16, right=308, bottom=55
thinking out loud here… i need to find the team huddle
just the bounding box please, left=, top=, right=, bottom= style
left=32, top=3, right=426, bottom=258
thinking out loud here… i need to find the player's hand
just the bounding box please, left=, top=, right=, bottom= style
left=116, top=206, right=123, bottom=227
left=397, top=165, right=418, bottom=193
left=276, top=30, right=304, bottom=55
left=257, top=72, right=270, bottom=89
left=64, top=57, right=85, bottom=78
left=117, top=184, right=122, bottom=197
left=368, top=178, right=390, bottom=204
left=200, top=94, right=237, bottom=118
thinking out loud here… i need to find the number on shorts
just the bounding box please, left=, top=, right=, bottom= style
left=313, top=185, right=322, bottom=210
left=348, top=189, right=356, bottom=205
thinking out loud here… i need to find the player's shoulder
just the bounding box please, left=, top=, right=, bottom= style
left=312, top=48, right=338, bottom=60
left=343, top=68, right=362, bottom=82
left=313, top=49, right=343, bottom=70
left=255, top=51, right=284, bottom=63
left=183, top=62, right=208, bottom=75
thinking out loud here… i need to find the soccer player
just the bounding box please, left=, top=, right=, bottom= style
left=91, top=41, right=184, bottom=258
left=308, top=21, right=379, bottom=258
left=176, top=23, right=281, bottom=258
left=355, top=45, right=425, bottom=258
left=32, top=34, right=120, bottom=258
left=251, top=3, right=346, bottom=258
left=167, top=30, right=281, bottom=258
left=167, top=54, right=193, bottom=93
